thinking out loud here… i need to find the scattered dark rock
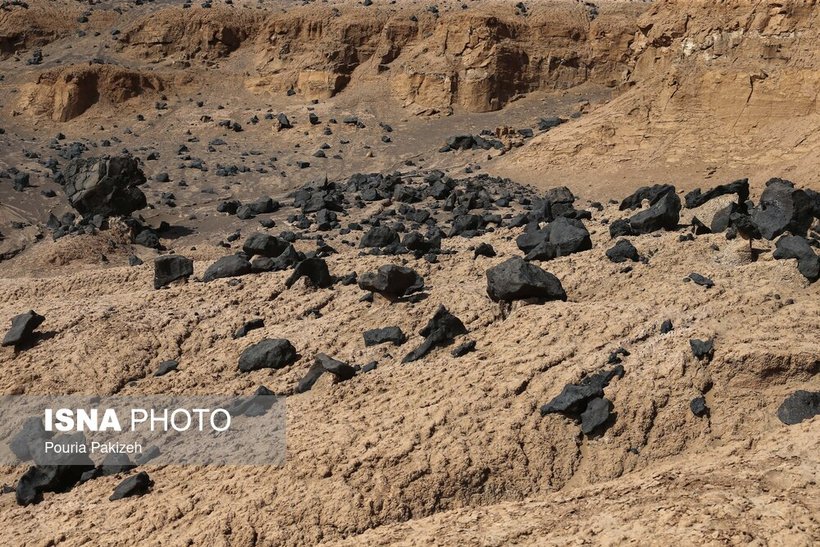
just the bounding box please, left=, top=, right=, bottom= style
left=628, top=189, right=681, bottom=234
left=234, top=318, right=265, bottom=339
left=154, top=360, right=178, bottom=377
left=242, top=233, right=289, bottom=258
left=580, top=397, right=612, bottom=434
left=363, top=327, right=406, bottom=347
left=776, top=390, right=820, bottom=425
left=540, top=365, right=624, bottom=417
left=690, top=396, right=709, bottom=417
left=109, top=472, right=153, bottom=501
left=606, top=240, right=639, bottom=263
left=620, top=184, right=676, bottom=211
left=203, top=255, right=252, bottom=282
left=773, top=235, right=819, bottom=282
left=2, top=310, right=45, bottom=348
left=358, top=265, right=424, bottom=299
left=295, top=353, right=356, bottom=393
left=689, top=338, right=714, bottom=361
left=660, top=319, right=674, bottom=334
left=61, top=155, right=147, bottom=217
left=451, top=340, right=476, bottom=357
left=685, top=179, right=749, bottom=209
left=486, top=257, right=566, bottom=302
left=360, top=225, right=399, bottom=249
left=687, top=272, right=714, bottom=288
left=285, top=258, right=333, bottom=288
left=238, top=339, right=298, bottom=372
left=153, top=255, right=193, bottom=289
left=474, top=242, right=496, bottom=258
left=751, top=178, right=815, bottom=240
left=607, top=347, right=630, bottom=365
left=403, top=306, right=467, bottom=363
left=15, top=433, right=95, bottom=506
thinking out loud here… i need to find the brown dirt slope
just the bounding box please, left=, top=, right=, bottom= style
left=494, top=0, right=820, bottom=193
left=0, top=203, right=817, bottom=545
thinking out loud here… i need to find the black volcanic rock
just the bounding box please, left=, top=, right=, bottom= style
left=751, top=178, right=815, bottom=240
left=403, top=306, right=467, bottom=363
left=203, top=255, right=252, bottom=282
left=61, top=155, right=147, bottom=217
left=238, top=339, right=298, bottom=372
left=690, top=396, right=709, bottom=417
left=685, top=179, right=749, bottom=209
left=360, top=226, right=399, bottom=249
left=606, top=240, right=639, bottom=263
left=773, top=235, right=819, bottom=282
left=620, top=184, right=676, bottom=211
left=153, top=255, right=193, bottom=289
left=15, top=433, right=95, bottom=506
left=295, top=353, right=356, bottom=393
left=474, top=242, right=496, bottom=258
left=285, top=258, right=333, bottom=288
left=109, top=472, right=153, bottom=501
left=689, top=338, right=714, bottom=361
left=234, top=318, right=265, bottom=339
left=358, top=265, right=424, bottom=299
left=580, top=397, right=612, bottom=434
left=2, top=310, right=45, bottom=348
left=540, top=365, right=624, bottom=417
left=687, top=273, right=714, bottom=288
left=242, top=233, right=289, bottom=258
left=363, top=327, right=406, bottom=347
left=451, top=340, right=476, bottom=357
left=486, top=257, right=566, bottom=302
left=628, top=190, right=681, bottom=234
left=776, top=390, right=820, bottom=425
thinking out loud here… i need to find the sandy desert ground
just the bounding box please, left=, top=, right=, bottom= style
left=0, top=0, right=818, bottom=545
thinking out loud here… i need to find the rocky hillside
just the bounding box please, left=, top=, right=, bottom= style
left=497, top=0, right=820, bottom=188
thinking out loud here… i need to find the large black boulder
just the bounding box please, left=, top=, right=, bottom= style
left=203, top=255, right=252, bottom=282
left=238, top=339, right=298, bottom=372
left=153, top=255, right=193, bottom=289
left=548, top=217, right=592, bottom=256
left=628, top=190, right=681, bottom=234
left=61, top=155, right=147, bottom=217
left=2, top=310, right=45, bottom=348
left=776, top=391, right=820, bottom=425
left=15, top=433, right=95, bottom=506
left=360, top=226, right=400, bottom=248
left=751, top=178, right=815, bottom=240
left=285, top=258, right=333, bottom=288
left=486, top=257, right=566, bottom=302
left=773, top=235, right=819, bottom=282
left=358, top=265, right=424, bottom=299
left=242, top=233, right=290, bottom=258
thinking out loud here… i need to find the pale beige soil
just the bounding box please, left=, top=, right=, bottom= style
left=0, top=1, right=818, bottom=545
